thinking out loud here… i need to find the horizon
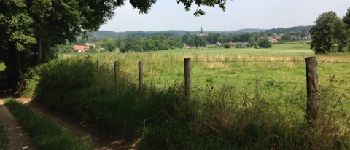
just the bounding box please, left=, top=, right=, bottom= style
left=99, top=0, right=349, bottom=32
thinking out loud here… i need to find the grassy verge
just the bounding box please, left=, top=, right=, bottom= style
left=5, top=101, right=92, bottom=150
left=0, top=121, right=7, bottom=150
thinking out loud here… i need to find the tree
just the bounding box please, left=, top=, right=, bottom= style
left=194, top=36, right=207, bottom=47
left=0, top=0, right=228, bottom=93
left=257, top=37, right=272, bottom=48
left=310, top=11, right=348, bottom=53
left=344, top=7, right=350, bottom=51
left=98, top=38, right=118, bottom=52
left=343, top=7, right=350, bottom=28
left=281, top=33, right=292, bottom=42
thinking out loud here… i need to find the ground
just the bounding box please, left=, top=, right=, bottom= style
left=0, top=99, right=33, bottom=150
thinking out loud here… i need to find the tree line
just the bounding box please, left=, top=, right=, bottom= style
left=89, top=32, right=274, bottom=51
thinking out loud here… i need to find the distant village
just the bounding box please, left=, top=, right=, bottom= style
left=72, top=27, right=312, bottom=52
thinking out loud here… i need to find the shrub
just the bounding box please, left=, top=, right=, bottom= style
left=22, top=66, right=41, bottom=97
left=224, top=44, right=230, bottom=49
left=258, top=38, right=272, bottom=48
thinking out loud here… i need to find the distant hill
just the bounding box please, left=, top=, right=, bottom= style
left=91, top=25, right=312, bottom=38
left=89, top=31, right=123, bottom=38
left=265, top=25, right=312, bottom=34
left=235, top=28, right=266, bottom=33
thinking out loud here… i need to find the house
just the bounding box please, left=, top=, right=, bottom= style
left=73, top=45, right=89, bottom=52
left=267, top=33, right=283, bottom=43
left=290, top=33, right=312, bottom=40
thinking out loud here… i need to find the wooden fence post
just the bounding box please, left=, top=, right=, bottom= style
left=138, top=61, right=144, bottom=92
left=184, top=58, right=191, bottom=101
left=114, top=61, right=120, bottom=85
left=305, top=56, right=319, bottom=126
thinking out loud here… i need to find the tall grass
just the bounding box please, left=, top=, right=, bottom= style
left=0, top=121, right=7, bottom=150
left=23, top=57, right=350, bottom=149
left=5, top=101, right=92, bottom=150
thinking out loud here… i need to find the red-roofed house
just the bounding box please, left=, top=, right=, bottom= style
left=73, top=45, right=89, bottom=52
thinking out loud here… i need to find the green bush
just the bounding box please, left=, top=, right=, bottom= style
left=223, top=44, right=230, bottom=49
left=258, top=38, right=272, bottom=48
left=5, top=101, right=92, bottom=150
left=22, top=66, right=42, bottom=97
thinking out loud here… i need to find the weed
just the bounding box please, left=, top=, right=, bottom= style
left=5, top=101, right=92, bottom=150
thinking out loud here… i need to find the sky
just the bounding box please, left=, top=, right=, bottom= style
left=99, top=0, right=350, bottom=32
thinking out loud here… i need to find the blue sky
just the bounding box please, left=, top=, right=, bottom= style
left=99, top=0, right=350, bottom=32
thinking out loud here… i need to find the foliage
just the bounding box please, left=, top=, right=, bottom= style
left=96, top=38, right=119, bottom=52
left=182, top=35, right=207, bottom=47
left=266, top=26, right=312, bottom=34
left=343, top=7, right=350, bottom=29
left=22, top=66, right=42, bottom=97
left=0, top=121, right=7, bottom=150
left=0, top=0, right=227, bottom=93
left=344, top=7, right=350, bottom=51
left=224, top=44, right=230, bottom=49
left=310, top=11, right=348, bottom=53
left=257, top=37, right=272, bottom=48
left=5, top=100, right=92, bottom=150
left=120, top=36, right=183, bottom=52
left=281, top=33, right=293, bottom=42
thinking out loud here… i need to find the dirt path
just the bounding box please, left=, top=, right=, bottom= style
left=0, top=98, right=140, bottom=150
left=0, top=100, right=34, bottom=150
left=28, top=102, right=140, bottom=150
left=11, top=98, right=140, bottom=150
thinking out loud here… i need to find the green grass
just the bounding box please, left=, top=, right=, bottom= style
left=68, top=44, right=349, bottom=100
left=0, top=121, right=7, bottom=150
left=5, top=101, right=92, bottom=150
left=23, top=43, right=350, bottom=149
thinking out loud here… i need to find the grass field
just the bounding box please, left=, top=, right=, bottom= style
left=26, top=42, right=350, bottom=149
left=65, top=42, right=350, bottom=98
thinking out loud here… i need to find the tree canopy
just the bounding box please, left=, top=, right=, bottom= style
left=0, top=0, right=228, bottom=93
left=344, top=8, right=350, bottom=28
left=310, top=11, right=348, bottom=53
left=344, top=8, right=350, bottom=51
left=257, top=37, right=272, bottom=48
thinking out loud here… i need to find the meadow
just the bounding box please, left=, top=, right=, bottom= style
left=24, top=42, right=350, bottom=149
left=61, top=42, right=350, bottom=98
